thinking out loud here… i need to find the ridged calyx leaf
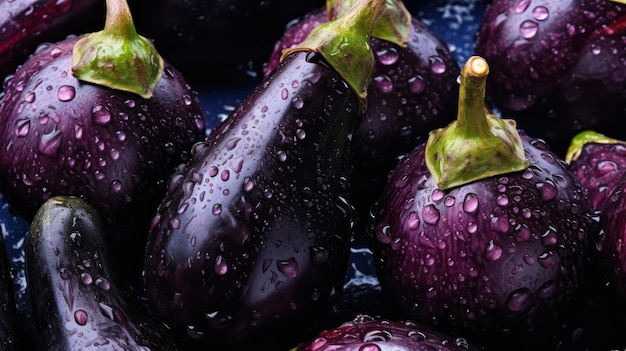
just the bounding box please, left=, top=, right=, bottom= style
left=425, top=56, right=530, bottom=190
left=72, top=0, right=164, bottom=99
left=565, top=130, right=626, bottom=163
left=281, top=0, right=389, bottom=114
left=327, top=0, right=411, bottom=47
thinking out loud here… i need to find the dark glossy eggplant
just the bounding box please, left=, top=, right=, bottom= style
left=129, top=0, right=325, bottom=84
left=142, top=0, right=395, bottom=349
left=0, top=234, right=18, bottom=351
left=0, top=0, right=206, bottom=282
left=293, top=314, right=479, bottom=351
left=25, top=196, right=180, bottom=351
left=474, top=0, right=626, bottom=157
left=263, top=3, right=460, bottom=237
left=0, top=0, right=104, bottom=84
left=371, top=56, right=597, bottom=350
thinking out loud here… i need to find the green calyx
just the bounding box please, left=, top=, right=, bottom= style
left=326, top=0, right=412, bottom=48
left=281, top=0, right=390, bottom=114
left=565, top=130, right=626, bottom=163
left=425, top=56, right=530, bottom=190
left=72, top=0, right=164, bottom=99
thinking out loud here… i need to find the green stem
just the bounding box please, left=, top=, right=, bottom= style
left=425, top=56, right=529, bottom=190
left=71, top=0, right=164, bottom=99
left=282, top=0, right=388, bottom=113
left=565, top=130, right=626, bottom=163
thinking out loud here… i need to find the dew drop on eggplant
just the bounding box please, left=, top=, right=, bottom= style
left=74, top=309, right=88, bottom=326
left=537, top=250, right=558, bottom=268
left=95, top=277, right=110, bottom=291
left=532, top=6, right=549, bottom=20
left=515, top=0, right=531, bottom=13
left=519, top=20, right=539, bottom=39
left=375, top=47, right=399, bottom=66
left=277, top=257, right=299, bottom=278
left=536, top=180, right=558, bottom=201
left=39, top=127, right=62, bottom=156
left=429, top=56, right=447, bottom=74
left=462, top=193, right=479, bottom=214
left=15, top=118, right=30, bottom=137
left=80, top=272, right=93, bottom=285
left=422, top=204, right=440, bottom=225
left=214, top=255, right=228, bottom=275
left=485, top=240, right=503, bottom=261
left=506, top=288, right=533, bottom=312
left=57, top=85, right=75, bottom=102
left=373, top=75, right=393, bottom=93
left=408, top=75, right=426, bottom=94
left=92, top=105, right=111, bottom=124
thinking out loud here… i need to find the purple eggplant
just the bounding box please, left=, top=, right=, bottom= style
left=371, top=56, right=597, bottom=349
left=293, top=314, right=479, bottom=351
left=0, top=0, right=104, bottom=83
left=142, top=0, right=403, bottom=349
left=25, top=196, right=180, bottom=351
left=263, top=3, right=460, bottom=236
left=474, top=0, right=626, bottom=157
left=129, top=0, right=325, bottom=83
left=0, top=0, right=206, bottom=281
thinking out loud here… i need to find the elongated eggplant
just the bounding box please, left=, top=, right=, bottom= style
left=0, top=0, right=206, bottom=283
left=26, top=196, right=180, bottom=351
left=371, top=57, right=597, bottom=350
left=142, top=0, right=400, bottom=349
left=0, top=0, right=104, bottom=83
left=263, top=2, right=460, bottom=237
left=474, top=0, right=626, bottom=157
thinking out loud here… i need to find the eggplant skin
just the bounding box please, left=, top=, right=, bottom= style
left=475, top=0, right=626, bottom=157
left=0, top=36, right=206, bottom=279
left=144, top=50, right=357, bottom=350
left=372, top=133, right=597, bottom=348
left=26, top=196, right=180, bottom=351
left=0, top=0, right=104, bottom=83
left=264, top=8, right=460, bottom=236
left=294, top=314, right=478, bottom=351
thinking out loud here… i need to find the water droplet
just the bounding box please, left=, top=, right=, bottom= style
left=497, top=194, right=509, bottom=206
left=373, top=75, right=393, bottom=93
left=375, top=47, right=399, bottom=65
left=310, top=246, right=329, bottom=264
left=215, top=256, right=228, bottom=275
left=15, top=119, right=30, bottom=137
left=422, top=204, right=440, bottom=225
left=212, top=203, right=222, bottom=215
left=296, top=128, right=306, bottom=140
left=532, top=6, right=549, bottom=20
left=69, top=232, right=82, bottom=246
left=277, top=257, right=299, bottom=278
left=406, top=211, right=420, bottom=230
left=515, top=0, right=530, bottom=12
left=536, top=180, right=557, bottom=201
left=24, top=91, right=35, bottom=103
left=429, top=56, right=446, bottom=74
left=57, top=85, right=75, bottom=102
left=281, top=88, right=289, bottom=100
left=485, top=240, right=503, bottom=261
left=291, top=96, right=304, bottom=109
left=96, top=278, right=111, bottom=291
left=541, top=227, right=558, bottom=246
left=520, top=20, right=538, bottom=39
left=538, top=250, right=558, bottom=268
left=538, top=280, right=557, bottom=299
left=221, top=170, right=230, bottom=181
left=507, top=288, right=533, bottom=312
left=80, top=272, right=93, bottom=285
left=463, top=193, right=479, bottom=214
left=92, top=105, right=111, bottom=124
left=39, top=127, right=63, bottom=156
left=74, top=309, right=88, bottom=326
left=110, top=180, right=122, bottom=193
left=59, top=268, right=71, bottom=280
left=408, top=75, right=426, bottom=94
left=375, top=223, right=392, bottom=244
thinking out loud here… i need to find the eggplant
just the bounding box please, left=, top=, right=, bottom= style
left=0, top=0, right=206, bottom=282
left=293, top=314, right=479, bottom=351
left=0, top=234, right=18, bottom=351
left=263, top=2, right=460, bottom=237
left=371, top=56, right=597, bottom=349
left=129, top=0, right=325, bottom=84
left=474, top=0, right=626, bottom=157
left=142, top=0, right=402, bottom=349
left=0, top=0, right=104, bottom=84
left=25, top=196, right=180, bottom=351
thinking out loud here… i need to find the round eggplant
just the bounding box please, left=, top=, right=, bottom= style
left=371, top=56, right=597, bottom=349
left=0, top=0, right=206, bottom=281
left=25, top=196, right=180, bottom=351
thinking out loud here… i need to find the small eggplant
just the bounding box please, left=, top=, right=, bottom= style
left=0, top=0, right=104, bottom=82
left=25, top=196, right=180, bottom=351
left=474, top=0, right=626, bottom=157
left=142, top=0, right=401, bottom=349
left=292, top=314, right=479, bottom=351
left=130, top=0, right=325, bottom=83
left=0, top=234, right=18, bottom=351
left=263, top=2, right=460, bottom=236
left=0, top=0, right=206, bottom=281
left=371, top=56, right=597, bottom=349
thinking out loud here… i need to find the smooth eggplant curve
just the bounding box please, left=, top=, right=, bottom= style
left=25, top=196, right=180, bottom=351
left=143, top=50, right=358, bottom=350
left=0, top=36, right=206, bottom=280
left=372, top=133, right=597, bottom=349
